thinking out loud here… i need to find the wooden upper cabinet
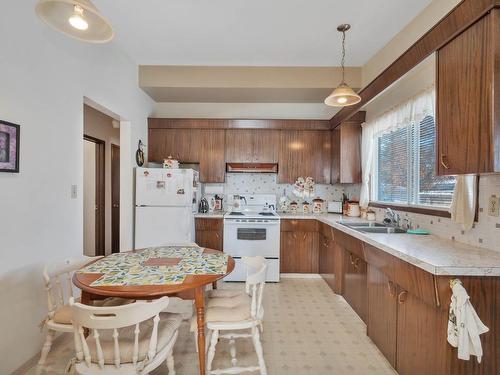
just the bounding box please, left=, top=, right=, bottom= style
left=331, top=112, right=364, bottom=184
left=148, top=128, right=199, bottom=163
left=278, top=130, right=331, bottom=183
left=437, top=11, right=500, bottom=175
left=198, top=129, right=225, bottom=183
left=225, top=129, right=279, bottom=163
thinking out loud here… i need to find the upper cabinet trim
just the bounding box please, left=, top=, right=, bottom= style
left=330, top=0, right=499, bottom=128
left=148, top=118, right=331, bottom=130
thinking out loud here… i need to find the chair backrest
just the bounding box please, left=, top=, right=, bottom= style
left=70, top=296, right=170, bottom=369
left=43, top=255, right=101, bottom=318
left=242, top=256, right=267, bottom=320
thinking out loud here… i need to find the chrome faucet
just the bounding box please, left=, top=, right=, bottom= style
left=384, top=208, right=400, bottom=227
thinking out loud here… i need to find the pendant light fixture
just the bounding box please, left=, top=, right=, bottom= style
left=324, top=24, right=361, bottom=107
left=35, top=0, right=114, bottom=43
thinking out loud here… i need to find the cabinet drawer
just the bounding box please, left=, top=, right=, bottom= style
left=280, top=219, right=319, bottom=232
left=333, top=229, right=364, bottom=259
left=363, top=243, right=396, bottom=280
left=319, top=222, right=334, bottom=239
left=394, top=258, right=438, bottom=308
left=195, top=218, right=223, bottom=231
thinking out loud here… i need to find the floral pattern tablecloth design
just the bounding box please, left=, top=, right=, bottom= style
left=78, top=246, right=229, bottom=286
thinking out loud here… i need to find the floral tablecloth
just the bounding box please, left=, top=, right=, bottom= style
left=77, top=245, right=229, bottom=286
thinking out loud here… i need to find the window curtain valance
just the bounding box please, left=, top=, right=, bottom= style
left=359, top=87, right=435, bottom=208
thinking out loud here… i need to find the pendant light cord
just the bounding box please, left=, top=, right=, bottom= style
left=340, top=30, right=346, bottom=85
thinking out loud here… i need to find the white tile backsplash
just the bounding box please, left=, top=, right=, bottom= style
left=371, top=175, right=500, bottom=252
left=204, top=173, right=360, bottom=205
left=204, top=173, right=500, bottom=252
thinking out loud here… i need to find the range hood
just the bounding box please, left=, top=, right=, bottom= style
left=226, top=163, right=278, bottom=173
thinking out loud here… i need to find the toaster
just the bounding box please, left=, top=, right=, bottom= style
left=327, top=201, right=343, bottom=214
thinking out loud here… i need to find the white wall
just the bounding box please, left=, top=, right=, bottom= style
left=361, top=0, right=460, bottom=87
left=0, top=2, right=154, bottom=373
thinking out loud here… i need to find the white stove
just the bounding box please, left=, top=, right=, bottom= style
left=223, top=194, right=280, bottom=282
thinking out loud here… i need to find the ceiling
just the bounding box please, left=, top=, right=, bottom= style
left=94, top=0, right=432, bottom=67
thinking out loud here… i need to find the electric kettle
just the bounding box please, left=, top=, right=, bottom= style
left=199, top=197, right=209, bottom=213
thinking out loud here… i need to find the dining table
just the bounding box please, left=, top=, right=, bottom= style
left=72, top=245, right=235, bottom=375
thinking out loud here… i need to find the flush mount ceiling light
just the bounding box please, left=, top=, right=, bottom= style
left=35, top=0, right=114, bottom=43
left=324, top=24, right=361, bottom=107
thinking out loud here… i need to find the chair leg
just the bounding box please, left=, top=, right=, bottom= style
left=259, top=322, right=264, bottom=334
left=38, top=329, right=56, bottom=365
left=252, top=327, right=267, bottom=375
left=206, top=329, right=219, bottom=373
left=166, top=352, right=176, bottom=375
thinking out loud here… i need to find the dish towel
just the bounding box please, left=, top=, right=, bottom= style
left=449, top=175, right=477, bottom=231
left=447, top=280, right=489, bottom=363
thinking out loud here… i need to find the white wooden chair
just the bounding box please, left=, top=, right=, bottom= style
left=38, top=256, right=133, bottom=368
left=192, top=256, right=268, bottom=375
left=70, top=296, right=181, bottom=374
left=39, top=256, right=104, bottom=366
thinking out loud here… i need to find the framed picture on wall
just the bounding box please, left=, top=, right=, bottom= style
left=0, top=120, right=20, bottom=173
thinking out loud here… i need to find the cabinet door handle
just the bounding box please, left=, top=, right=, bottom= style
left=398, top=290, right=408, bottom=304
left=440, top=154, right=450, bottom=169
left=215, top=233, right=220, bottom=238
left=349, top=254, right=355, bottom=265
left=387, top=281, right=395, bottom=298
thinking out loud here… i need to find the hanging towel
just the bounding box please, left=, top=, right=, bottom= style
left=449, top=175, right=477, bottom=231
left=447, top=280, right=489, bottom=363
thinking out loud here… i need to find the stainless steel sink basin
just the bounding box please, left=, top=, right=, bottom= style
left=358, top=227, right=407, bottom=234
left=337, top=221, right=386, bottom=227
left=337, top=221, right=406, bottom=234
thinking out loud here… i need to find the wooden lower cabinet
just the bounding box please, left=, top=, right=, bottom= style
left=319, top=224, right=336, bottom=292
left=396, top=287, right=449, bottom=375
left=343, top=249, right=368, bottom=323
left=195, top=218, right=223, bottom=251
left=367, top=265, right=397, bottom=368
left=280, top=231, right=319, bottom=273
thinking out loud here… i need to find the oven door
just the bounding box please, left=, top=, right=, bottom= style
left=223, top=219, right=280, bottom=258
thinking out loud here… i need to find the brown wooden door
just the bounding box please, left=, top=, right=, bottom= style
left=225, top=129, right=279, bottom=163
left=111, top=144, right=120, bottom=253
left=84, top=135, right=105, bottom=257
left=436, top=15, right=493, bottom=175
left=396, top=287, right=449, bottom=375
left=198, top=130, right=225, bottom=183
left=195, top=230, right=223, bottom=251
left=343, top=249, right=368, bottom=323
left=278, top=130, right=331, bottom=183
left=367, top=265, right=397, bottom=367
left=280, top=231, right=319, bottom=273
left=319, top=224, right=336, bottom=291
left=195, top=218, right=223, bottom=251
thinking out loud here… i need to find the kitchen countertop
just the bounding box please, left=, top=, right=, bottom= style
left=279, top=212, right=500, bottom=277
left=194, top=211, right=225, bottom=218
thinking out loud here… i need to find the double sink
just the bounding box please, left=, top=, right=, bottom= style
left=338, top=221, right=407, bottom=234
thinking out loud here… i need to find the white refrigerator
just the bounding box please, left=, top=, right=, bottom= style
left=135, top=168, right=200, bottom=249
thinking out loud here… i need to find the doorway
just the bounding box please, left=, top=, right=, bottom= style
left=83, top=135, right=105, bottom=256
left=111, top=144, right=120, bottom=253
left=83, top=103, right=121, bottom=256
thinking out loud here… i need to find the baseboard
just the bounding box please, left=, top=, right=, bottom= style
left=10, top=333, right=65, bottom=375
left=280, top=273, right=322, bottom=279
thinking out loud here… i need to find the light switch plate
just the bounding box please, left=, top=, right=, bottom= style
left=71, top=185, right=78, bottom=199
left=488, top=195, right=500, bottom=217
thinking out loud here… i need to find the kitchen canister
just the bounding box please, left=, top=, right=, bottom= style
left=289, top=201, right=298, bottom=214
left=313, top=197, right=325, bottom=214
left=302, top=201, right=310, bottom=214
left=347, top=202, right=361, bottom=217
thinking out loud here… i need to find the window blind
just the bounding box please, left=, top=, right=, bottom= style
left=417, top=116, right=455, bottom=207
left=375, top=115, right=455, bottom=208
left=377, top=127, right=408, bottom=204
